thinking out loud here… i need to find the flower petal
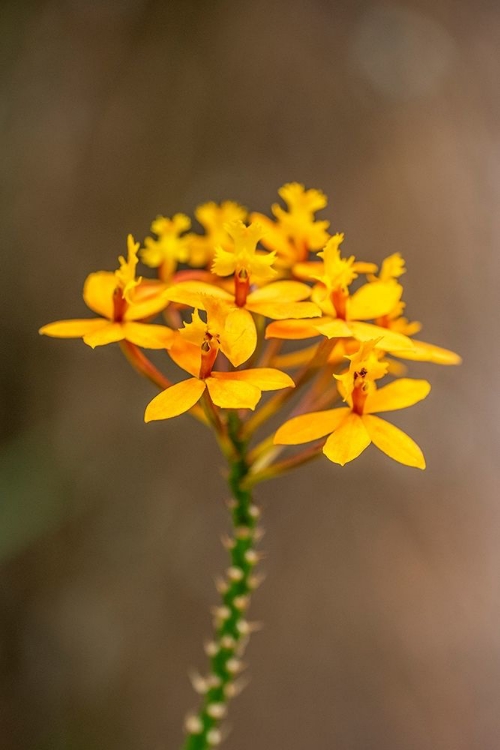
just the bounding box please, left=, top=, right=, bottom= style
left=265, top=319, right=322, bottom=340
left=39, top=319, right=109, bottom=338
left=220, top=307, right=257, bottom=367
left=348, top=281, right=403, bottom=320
left=364, top=379, right=431, bottom=414
left=145, top=378, right=206, bottom=422
left=212, top=367, right=294, bottom=391
left=292, top=261, right=323, bottom=281
left=122, top=322, right=175, bottom=349
left=396, top=339, right=462, bottom=365
left=348, top=322, right=414, bottom=352
left=163, top=281, right=233, bottom=309
left=274, top=407, right=350, bottom=445
left=124, top=295, right=169, bottom=321
left=168, top=337, right=201, bottom=377
left=83, top=322, right=125, bottom=348
left=361, top=414, right=425, bottom=469
left=206, top=377, right=261, bottom=410
left=323, top=413, right=371, bottom=465
left=247, top=281, right=312, bottom=303
left=83, top=272, right=116, bottom=319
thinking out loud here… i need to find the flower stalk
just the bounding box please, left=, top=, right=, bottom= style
left=182, top=415, right=261, bottom=749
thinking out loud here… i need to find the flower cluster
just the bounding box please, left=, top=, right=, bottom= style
left=40, top=183, right=460, bottom=470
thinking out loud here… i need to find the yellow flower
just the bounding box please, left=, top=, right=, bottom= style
left=212, top=220, right=277, bottom=293
left=176, top=297, right=257, bottom=369
left=275, top=341, right=430, bottom=469
left=164, top=278, right=321, bottom=321
left=144, top=302, right=294, bottom=421
left=369, top=253, right=462, bottom=366
left=265, top=234, right=415, bottom=353
left=187, top=201, right=247, bottom=267
left=39, top=235, right=173, bottom=349
left=163, top=276, right=321, bottom=371
left=251, top=182, right=330, bottom=267
left=141, top=213, right=192, bottom=281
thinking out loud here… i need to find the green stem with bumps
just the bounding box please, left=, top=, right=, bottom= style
left=181, top=414, right=261, bottom=750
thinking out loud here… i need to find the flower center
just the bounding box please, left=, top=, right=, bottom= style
left=112, top=287, right=127, bottom=322
left=199, top=333, right=220, bottom=379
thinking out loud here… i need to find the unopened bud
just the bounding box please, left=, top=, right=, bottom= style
left=237, top=619, right=250, bottom=635
left=204, top=640, right=219, bottom=657
left=211, top=606, right=231, bottom=621
left=233, top=595, right=249, bottom=611
left=244, top=550, right=259, bottom=565
left=207, top=702, right=227, bottom=720
left=220, top=634, right=236, bottom=649
left=189, top=671, right=208, bottom=694
left=207, top=674, right=222, bottom=689
left=227, top=566, right=244, bottom=582
left=207, top=728, right=222, bottom=746
left=185, top=715, right=203, bottom=734
left=224, top=676, right=249, bottom=698
left=226, top=657, right=243, bottom=674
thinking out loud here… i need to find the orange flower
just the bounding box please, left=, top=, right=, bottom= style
left=251, top=182, right=330, bottom=268
left=145, top=302, right=294, bottom=421
left=275, top=341, right=430, bottom=469
left=265, top=234, right=414, bottom=353
left=40, top=235, right=173, bottom=349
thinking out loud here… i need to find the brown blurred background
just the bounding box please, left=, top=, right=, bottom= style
left=1, top=0, right=498, bottom=748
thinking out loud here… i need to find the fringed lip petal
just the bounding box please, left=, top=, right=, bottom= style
left=361, top=414, right=426, bottom=469
left=205, top=377, right=261, bottom=410
left=274, top=407, right=350, bottom=445
left=323, top=413, right=371, bottom=465
left=145, top=378, right=206, bottom=422
left=39, top=318, right=110, bottom=339
left=122, top=322, right=175, bottom=350
left=364, top=378, right=431, bottom=414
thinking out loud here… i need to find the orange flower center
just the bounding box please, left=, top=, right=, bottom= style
left=331, top=287, right=348, bottom=320
left=351, top=368, right=368, bottom=415
left=234, top=268, right=250, bottom=307
left=112, top=287, right=127, bottom=322
left=199, top=334, right=220, bottom=379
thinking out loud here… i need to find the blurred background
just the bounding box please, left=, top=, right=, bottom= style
left=1, top=0, right=498, bottom=748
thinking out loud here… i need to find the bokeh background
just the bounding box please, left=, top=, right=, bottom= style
left=1, top=0, right=498, bottom=748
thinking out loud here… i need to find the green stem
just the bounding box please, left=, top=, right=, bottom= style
left=181, top=415, right=261, bottom=750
